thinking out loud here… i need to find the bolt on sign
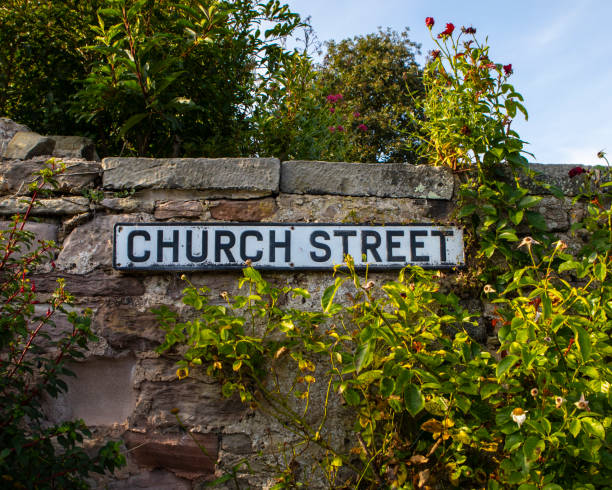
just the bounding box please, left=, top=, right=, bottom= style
left=113, top=223, right=464, bottom=271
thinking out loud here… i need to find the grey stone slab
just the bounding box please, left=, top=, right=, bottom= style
left=2, top=131, right=55, bottom=160
left=280, top=161, right=454, bottom=199
left=0, top=196, right=90, bottom=216
left=102, top=157, right=280, bottom=194
left=0, top=220, right=58, bottom=259
left=504, top=163, right=611, bottom=196
left=0, top=158, right=101, bottom=195
left=47, top=135, right=99, bottom=161
left=0, top=118, right=30, bottom=157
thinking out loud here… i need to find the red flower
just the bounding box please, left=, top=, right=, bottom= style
left=430, top=49, right=440, bottom=60
left=425, top=17, right=435, bottom=29
left=357, top=123, right=368, bottom=132
left=336, top=125, right=344, bottom=132
left=326, top=94, right=336, bottom=103
left=438, top=23, right=455, bottom=38
left=353, top=111, right=360, bottom=118
left=485, top=62, right=496, bottom=69
left=503, top=63, right=513, bottom=75
left=568, top=166, right=587, bottom=178
left=462, top=26, right=476, bottom=34
left=329, top=107, right=335, bottom=113
left=328, top=126, right=335, bottom=133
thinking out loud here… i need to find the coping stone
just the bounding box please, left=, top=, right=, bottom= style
left=102, top=157, right=280, bottom=194
left=2, top=132, right=55, bottom=160
left=280, top=161, right=454, bottom=199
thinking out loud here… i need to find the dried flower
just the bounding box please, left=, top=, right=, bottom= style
left=245, top=259, right=252, bottom=266
left=425, top=17, right=435, bottom=29
left=574, top=393, right=589, bottom=410
left=483, top=284, right=496, bottom=294
left=363, top=280, right=375, bottom=290
left=438, top=23, right=455, bottom=38
left=597, top=150, right=606, bottom=159
left=511, top=407, right=527, bottom=427
left=180, top=274, right=187, bottom=281
left=220, top=291, right=229, bottom=300
left=430, top=49, right=441, bottom=60
left=530, top=388, right=539, bottom=397
left=503, top=63, right=513, bottom=75
left=518, top=236, right=540, bottom=249
left=462, top=26, right=476, bottom=34
left=555, top=396, right=565, bottom=408
left=553, top=240, right=568, bottom=251
left=568, top=166, right=587, bottom=178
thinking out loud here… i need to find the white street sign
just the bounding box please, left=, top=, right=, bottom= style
left=113, top=223, right=464, bottom=271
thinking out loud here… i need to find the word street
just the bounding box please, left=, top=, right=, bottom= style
left=113, top=223, right=464, bottom=271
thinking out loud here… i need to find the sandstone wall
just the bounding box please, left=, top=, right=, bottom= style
left=0, top=146, right=593, bottom=488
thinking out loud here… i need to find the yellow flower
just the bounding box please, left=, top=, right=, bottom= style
left=511, top=407, right=527, bottom=427
left=176, top=367, right=189, bottom=380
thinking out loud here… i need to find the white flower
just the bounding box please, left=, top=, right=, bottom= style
left=555, top=396, right=565, bottom=408
left=517, top=236, right=540, bottom=250
left=483, top=284, right=496, bottom=294
left=511, top=407, right=527, bottom=427
left=574, top=393, right=589, bottom=410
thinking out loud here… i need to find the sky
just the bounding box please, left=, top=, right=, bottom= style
left=284, top=0, right=612, bottom=165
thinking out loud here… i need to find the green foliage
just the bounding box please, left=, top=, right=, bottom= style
left=71, top=0, right=304, bottom=157
left=0, top=160, right=125, bottom=487
left=317, top=28, right=423, bottom=163
left=0, top=0, right=101, bottom=134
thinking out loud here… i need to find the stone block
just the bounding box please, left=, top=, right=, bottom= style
left=0, top=196, right=90, bottom=216
left=221, top=433, right=252, bottom=455
left=273, top=194, right=453, bottom=223
left=100, top=197, right=155, bottom=214
left=2, top=132, right=55, bottom=160
left=0, top=118, right=30, bottom=157
left=102, top=157, right=280, bottom=194
left=280, top=161, right=454, bottom=199
left=47, top=357, right=137, bottom=426
left=154, top=200, right=204, bottom=220
left=47, top=135, right=99, bottom=161
left=56, top=213, right=153, bottom=274
left=0, top=158, right=101, bottom=195
left=123, top=431, right=218, bottom=476
left=209, top=198, right=277, bottom=222
left=32, top=270, right=144, bottom=297
left=93, top=303, right=164, bottom=351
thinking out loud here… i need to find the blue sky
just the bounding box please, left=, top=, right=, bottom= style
left=284, top=0, right=612, bottom=165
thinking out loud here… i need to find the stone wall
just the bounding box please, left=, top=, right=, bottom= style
left=0, top=133, right=596, bottom=488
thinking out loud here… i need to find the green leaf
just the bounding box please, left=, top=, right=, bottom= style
left=321, top=277, right=344, bottom=313
left=343, top=388, right=360, bottom=406
left=498, top=230, right=519, bottom=242
left=582, top=418, right=605, bottom=440
left=518, top=195, right=541, bottom=209
left=569, top=419, right=581, bottom=437
left=496, top=355, right=519, bottom=378
left=523, top=436, right=544, bottom=462
left=404, top=384, right=425, bottom=416
left=458, top=204, right=477, bottom=218
left=571, top=324, right=591, bottom=361
left=354, top=341, right=373, bottom=373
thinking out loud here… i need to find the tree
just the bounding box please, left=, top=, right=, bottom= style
left=316, top=28, right=424, bottom=163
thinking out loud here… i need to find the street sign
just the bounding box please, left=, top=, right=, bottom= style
left=113, top=223, right=464, bottom=271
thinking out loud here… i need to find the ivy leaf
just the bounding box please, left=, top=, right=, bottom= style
left=404, top=384, right=425, bottom=416
left=496, top=354, right=519, bottom=378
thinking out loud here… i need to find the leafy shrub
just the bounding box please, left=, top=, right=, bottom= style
left=0, top=160, right=125, bottom=487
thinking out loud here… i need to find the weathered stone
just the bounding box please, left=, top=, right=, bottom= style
left=124, top=431, right=218, bottom=476
left=56, top=213, right=153, bottom=274
left=0, top=196, right=89, bottom=216
left=209, top=198, right=277, bottom=222
left=272, top=194, right=453, bottom=223
left=102, top=157, right=280, bottom=194
left=47, top=135, right=98, bottom=161
left=32, top=270, right=144, bottom=297
left=2, top=132, right=55, bottom=160
left=503, top=163, right=611, bottom=197
left=535, top=196, right=572, bottom=231
left=47, top=357, right=137, bottom=426
left=0, top=220, right=58, bottom=257
left=0, top=158, right=101, bottom=195
left=222, top=433, right=252, bottom=455
left=280, top=161, right=454, bottom=199
left=0, top=118, right=30, bottom=157
left=93, top=303, right=164, bottom=351
left=108, top=470, right=191, bottom=490
left=154, top=200, right=204, bottom=220
left=101, top=197, right=155, bottom=213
